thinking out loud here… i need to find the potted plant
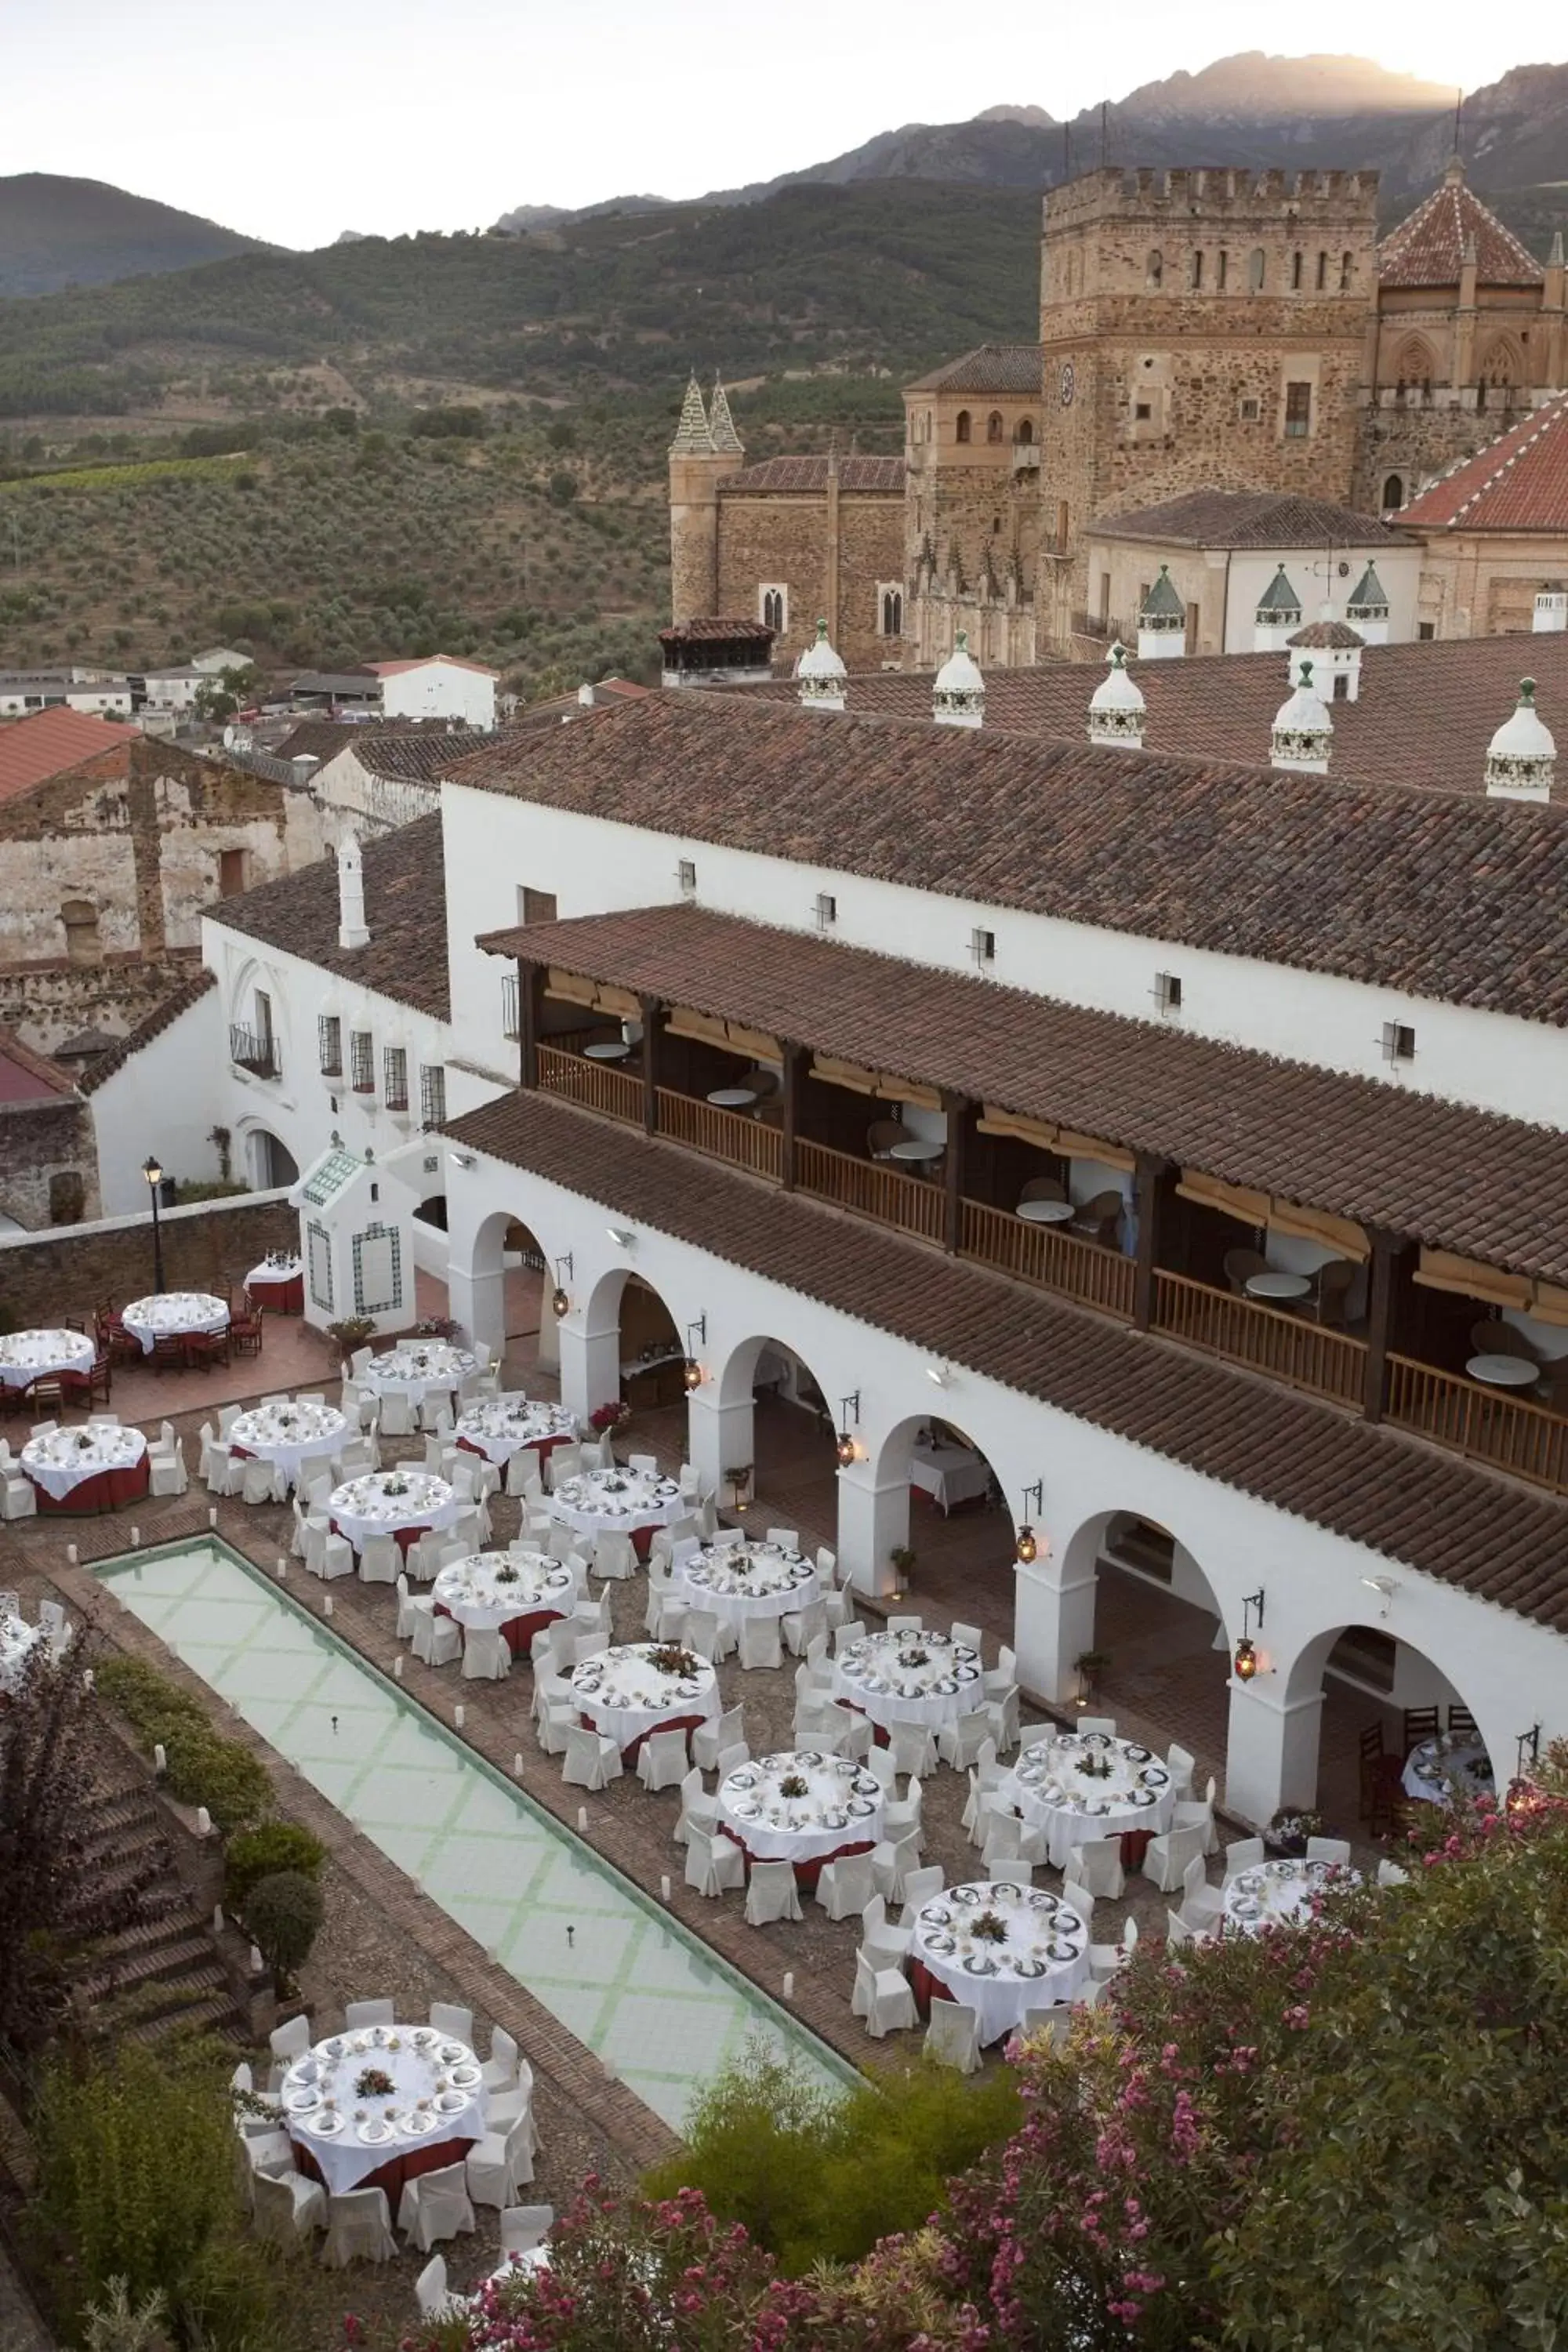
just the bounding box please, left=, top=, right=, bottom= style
left=1265, top=1806, right=1323, bottom=1858
left=889, top=1544, right=916, bottom=1593
left=325, top=1315, right=376, bottom=1364
left=724, top=1463, right=753, bottom=1514
left=1074, top=1648, right=1111, bottom=1706
left=590, top=1399, right=631, bottom=1436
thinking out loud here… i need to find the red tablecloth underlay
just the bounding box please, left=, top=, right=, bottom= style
left=330, top=1519, right=429, bottom=1556
left=717, top=1823, right=874, bottom=1893
left=248, top=1272, right=303, bottom=1313
left=837, top=1699, right=891, bottom=1749
left=434, top=1601, right=564, bottom=1658
left=30, top=1458, right=151, bottom=1515
left=292, top=2129, right=476, bottom=2205
left=908, top=1958, right=956, bottom=2018
left=579, top=1710, right=707, bottom=1768
left=456, top=1431, right=571, bottom=1464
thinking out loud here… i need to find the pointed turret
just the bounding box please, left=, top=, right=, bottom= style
left=1254, top=564, right=1303, bottom=653
left=933, top=630, right=985, bottom=728
left=670, top=372, right=714, bottom=454
left=797, top=619, right=848, bottom=713
left=708, top=376, right=743, bottom=456
left=667, top=368, right=746, bottom=624
left=1347, top=562, right=1390, bottom=645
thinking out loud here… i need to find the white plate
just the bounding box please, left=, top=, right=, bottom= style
left=358, top=2119, right=393, bottom=2144
left=285, top=2088, right=320, bottom=2113
left=307, top=2111, right=344, bottom=2136
left=437, top=2089, right=467, bottom=2112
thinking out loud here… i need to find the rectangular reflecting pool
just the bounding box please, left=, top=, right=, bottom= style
left=97, top=1541, right=854, bottom=2130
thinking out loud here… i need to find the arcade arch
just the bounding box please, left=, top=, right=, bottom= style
left=858, top=1413, right=1016, bottom=1635
left=458, top=1207, right=557, bottom=1373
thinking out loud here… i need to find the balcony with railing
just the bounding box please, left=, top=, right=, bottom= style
left=230, top=1023, right=280, bottom=1079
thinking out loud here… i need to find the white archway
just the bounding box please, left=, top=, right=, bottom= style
left=852, top=1410, right=1017, bottom=1618
left=695, top=1329, right=840, bottom=1533
left=564, top=1261, right=689, bottom=1429
left=449, top=1204, right=557, bottom=1367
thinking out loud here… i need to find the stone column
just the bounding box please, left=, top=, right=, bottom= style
left=557, top=1312, right=621, bottom=1426
left=1012, top=1547, right=1098, bottom=1707
left=1224, top=1672, right=1324, bottom=1826
left=686, top=1385, right=753, bottom=1504
left=835, top=1457, right=909, bottom=1599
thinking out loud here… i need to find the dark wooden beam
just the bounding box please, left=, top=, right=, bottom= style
left=1363, top=1229, right=1405, bottom=1423
left=942, top=1091, right=967, bottom=1254
left=517, top=960, right=543, bottom=1091
left=1132, top=1151, right=1165, bottom=1330
left=780, top=1044, right=804, bottom=1191
left=639, top=993, right=660, bottom=1136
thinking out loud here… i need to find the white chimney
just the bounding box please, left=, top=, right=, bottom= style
left=1254, top=564, right=1303, bottom=654
left=1087, top=642, right=1146, bottom=748
left=797, top=619, right=848, bottom=713
left=337, top=833, right=369, bottom=949
left=1485, top=678, right=1555, bottom=801
left=1136, top=564, right=1186, bottom=661
left=932, top=631, right=985, bottom=727
left=1533, top=583, right=1568, bottom=635
left=1271, top=659, right=1333, bottom=775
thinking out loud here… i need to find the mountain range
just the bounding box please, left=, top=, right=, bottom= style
left=0, top=174, right=266, bottom=298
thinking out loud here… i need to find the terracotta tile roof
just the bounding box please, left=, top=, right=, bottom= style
left=906, top=343, right=1044, bottom=396
left=480, top=901, right=1568, bottom=1284
left=658, top=619, right=775, bottom=645
left=445, top=685, right=1568, bottom=1025
left=212, top=815, right=448, bottom=1020
left=1379, top=166, right=1543, bottom=289
left=445, top=1087, right=1568, bottom=1634
left=271, top=720, right=362, bottom=765
left=350, top=729, right=492, bottom=782
left=1288, top=620, right=1366, bottom=649
left=738, top=630, right=1568, bottom=804
left=78, top=969, right=216, bottom=1096
left=0, top=706, right=138, bottom=804
left=1398, top=393, right=1568, bottom=532
left=1094, top=490, right=1411, bottom=550
left=0, top=1022, right=77, bottom=1105
left=718, top=456, right=906, bottom=495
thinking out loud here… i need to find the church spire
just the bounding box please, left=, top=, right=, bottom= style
left=670, top=372, right=714, bottom=455
left=708, top=375, right=743, bottom=456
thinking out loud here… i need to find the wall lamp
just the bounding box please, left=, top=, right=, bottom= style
left=1232, top=1588, right=1266, bottom=1682
left=836, top=1392, right=862, bottom=1468
left=1516, top=1724, right=1541, bottom=1778
left=1015, top=1480, right=1044, bottom=1565
left=449, top=1151, right=477, bottom=1170
left=684, top=1315, right=707, bottom=1391
left=550, top=1254, right=574, bottom=1319
left=925, top=1364, right=950, bottom=1388
left=1360, top=1574, right=1399, bottom=1619
left=607, top=1228, right=635, bottom=1250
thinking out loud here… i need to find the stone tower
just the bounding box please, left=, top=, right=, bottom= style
left=1036, top=165, right=1380, bottom=648
left=668, top=373, right=746, bottom=623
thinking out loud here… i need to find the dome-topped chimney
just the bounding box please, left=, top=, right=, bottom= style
left=1087, top=642, right=1146, bottom=748
left=796, top=618, right=847, bottom=713
left=1485, top=678, right=1555, bottom=801
left=933, top=630, right=985, bottom=728
left=1271, top=659, right=1333, bottom=775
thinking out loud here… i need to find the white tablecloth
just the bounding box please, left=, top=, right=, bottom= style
left=22, top=1423, right=147, bottom=1501
left=246, top=1255, right=304, bottom=1290
left=910, top=1440, right=991, bottom=1512
left=550, top=1468, right=686, bottom=1538
left=668, top=1541, right=817, bottom=1628
left=0, top=1328, right=94, bottom=1390
left=121, top=1292, right=229, bottom=1352
left=1004, top=1732, right=1176, bottom=1871
left=0, top=1611, right=48, bottom=1695
left=228, top=1401, right=349, bottom=1491
left=280, top=2023, right=487, bottom=2196
left=1402, top=1733, right=1494, bottom=1807
left=432, top=1550, right=575, bottom=1633
left=1224, top=1857, right=1361, bottom=1936
left=571, top=1642, right=719, bottom=1752
left=454, top=1395, right=577, bottom=1465
left=832, top=1628, right=985, bottom=1733
left=911, top=1881, right=1091, bottom=2046
left=363, top=1341, right=477, bottom=1403
left=718, top=1751, right=884, bottom=1864
left=329, top=1469, right=459, bottom=1549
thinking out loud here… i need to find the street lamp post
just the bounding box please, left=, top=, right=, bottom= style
left=142, top=1154, right=166, bottom=1294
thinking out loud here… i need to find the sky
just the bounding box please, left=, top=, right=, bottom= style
left=5, top=2, right=1548, bottom=250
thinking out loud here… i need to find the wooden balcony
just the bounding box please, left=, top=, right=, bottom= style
left=797, top=1138, right=946, bottom=1245
left=536, top=1042, right=641, bottom=1124
left=655, top=1088, right=782, bottom=1180
left=1386, top=1356, right=1568, bottom=1498
left=959, top=1197, right=1134, bottom=1319
left=1152, top=1269, right=1367, bottom=1409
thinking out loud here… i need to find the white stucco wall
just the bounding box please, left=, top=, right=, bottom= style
left=89, top=984, right=227, bottom=1214
left=378, top=662, right=495, bottom=731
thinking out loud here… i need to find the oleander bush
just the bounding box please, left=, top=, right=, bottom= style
left=222, top=1820, right=326, bottom=1913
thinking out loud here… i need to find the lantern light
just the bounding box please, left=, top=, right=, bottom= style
left=836, top=1392, right=862, bottom=1468
left=682, top=1316, right=707, bottom=1391
left=550, top=1254, right=573, bottom=1319
left=1233, top=1588, right=1266, bottom=1682
left=1015, top=1479, right=1044, bottom=1566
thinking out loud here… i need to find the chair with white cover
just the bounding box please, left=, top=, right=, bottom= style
left=394, top=1575, right=421, bottom=1642
left=870, top=1830, right=924, bottom=1905
left=464, top=2107, right=535, bottom=2207
left=504, top=1448, right=539, bottom=1498
left=1069, top=1836, right=1127, bottom=1900
left=675, top=1768, right=718, bottom=1848
left=414, top=2255, right=459, bottom=2322
left=648, top=1513, right=699, bottom=1570
left=1077, top=1715, right=1118, bottom=1736
left=205, top=1448, right=245, bottom=1498
left=1165, top=1743, right=1196, bottom=1798
left=344, top=1998, right=394, bottom=2029
left=692, top=1704, right=744, bottom=1773
left=428, top=2000, right=474, bottom=2043
left=563, top=1724, right=622, bottom=1790
left=500, top=2205, right=554, bottom=2259
left=882, top=1774, right=923, bottom=1841
left=949, top=1621, right=984, bottom=1658
left=359, top=1534, right=401, bottom=1586
left=896, top=1864, right=946, bottom=1919
left=983, top=1643, right=1018, bottom=1699
left=822, top=1586, right=854, bottom=1633
left=1, top=1468, right=37, bottom=1520
left=1020, top=2004, right=1076, bottom=2048
left=267, top=2012, right=312, bottom=2088
left=815, top=1849, right=876, bottom=1920
left=860, top=1893, right=913, bottom=1969
left=1140, top=1820, right=1207, bottom=1893
left=397, top=2160, right=477, bottom=2252
left=544, top=1443, right=583, bottom=1490
left=229, top=2059, right=281, bottom=2135
left=889, top=1722, right=938, bottom=1779
left=684, top=1826, right=746, bottom=1898
left=1178, top=1855, right=1225, bottom=1936
left=236, top=2128, right=296, bottom=2209
left=148, top=1431, right=189, bottom=1497
left=1165, top=1910, right=1203, bottom=1951
left=376, top=1391, right=414, bottom=1438
left=925, top=1998, right=983, bottom=2074
left=405, top=1530, right=448, bottom=1584
left=745, top=1858, right=804, bottom=1926
left=1222, top=1835, right=1265, bottom=1882
left=985, top=1856, right=1036, bottom=1886
left=854, top=1951, right=918, bottom=2038
left=241, top=1455, right=281, bottom=1507
left=304, top=1522, right=355, bottom=1582
left=833, top=1619, right=866, bottom=1656
left=1090, top=1915, right=1138, bottom=1981
left=781, top=1598, right=827, bottom=1658
left=321, top=2186, right=397, bottom=2267
left=887, top=1614, right=922, bottom=1637
left=645, top=1573, right=681, bottom=1642
left=862, top=1744, right=898, bottom=1794
left=985, top=1685, right=1022, bottom=1756
left=737, top=1613, right=783, bottom=1671
left=593, top=1529, right=638, bottom=1582
left=714, top=1741, right=750, bottom=1779
left=1173, top=1774, right=1220, bottom=1856
left=462, top=1627, right=512, bottom=1681
left=252, top=2167, right=327, bottom=2249
left=1306, top=1835, right=1353, bottom=1867
left=635, top=1727, right=691, bottom=1793
left=420, top=1396, right=457, bottom=1436
left=682, top=1607, right=734, bottom=1666
left=412, top=1606, right=463, bottom=1669
left=936, top=1709, right=991, bottom=1771
left=1061, top=1877, right=1095, bottom=1930
left=627, top=1452, right=658, bottom=1475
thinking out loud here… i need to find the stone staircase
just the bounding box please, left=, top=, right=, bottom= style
left=71, top=1784, right=245, bottom=2048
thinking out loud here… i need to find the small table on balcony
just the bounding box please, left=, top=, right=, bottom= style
left=706, top=1087, right=757, bottom=1109
left=1245, top=1272, right=1312, bottom=1305
left=1465, top=1353, right=1540, bottom=1390
left=888, top=1138, right=944, bottom=1167
left=1016, top=1199, right=1074, bottom=1225
left=583, top=1042, right=631, bottom=1062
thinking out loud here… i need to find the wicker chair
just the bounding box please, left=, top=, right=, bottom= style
left=866, top=1119, right=913, bottom=1161
left=1074, top=1190, right=1123, bottom=1246
left=1468, top=1319, right=1539, bottom=1364
left=1222, top=1247, right=1269, bottom=1295
left=1018, top=1176, right=1065, bottom=1206
left=1312, top=1260, right=1358, bottom=1327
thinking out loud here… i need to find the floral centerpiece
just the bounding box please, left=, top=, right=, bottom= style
left=494, top=1563, right=521, bottom=1585
left=649, top=1645, right=700, bottom=1679
left=74, top=1431, right=94, bottom=1452
left=380, top=1474, right=409, bottom=1498
left=779, top=1773, right=810, bottom=1800
left=898, top=1646, right=930, bottom=1671
left=971, top=1909, right=1009, bottom=1945
left=1075, top=1752, right=1113, bottom=1781
left=1265, top=1807, right=1323, bottom=1857
left=354, top=2066, right=395, bottom=2099
left=590, top=1399, right=631, bottom=1434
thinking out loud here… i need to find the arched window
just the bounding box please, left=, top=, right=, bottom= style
left=1381, top=474, right=1404, bottom=512
left=1340, top=249, right=1354, bottom=292
left=880, top=586, right=903, bottom=638
left=1290, top=249, right=1304, bottom=291
left=986, top=410, right=1004, bottom=443
left=760, top=586, right=786, bottom=633
left=1189, top=249, right=1203, bottom=289
left=1248, top=248, right=1266, bottom=292
left=955, top=409, right=971, bottom=445
left=60, top=898, right=100, bottom=966
left=1146, top=249, right=1163, bottom=288
left=1396, top=336, right=1434, bottom=397
left=1014, top=418, right=1034, bottom=445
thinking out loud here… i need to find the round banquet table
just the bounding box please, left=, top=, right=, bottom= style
left=120, top=1291, right=229, bottom=1354
left=432, top=1549, right=575, bottom=1657
left=227, top=1400, right=348, bottom=1492
left=831, top=1628, right=985, bottom=1740
left=570, top=1642, right=719, bottom=1764
left=1002, top=1730, right=1176, bottom=1871
left=362, top=1341, right=477, bottom=1404
left=717, top=1750, right=884, bottom=1886
left=22, top=1423, right=149, bottom=1514
left=454, top=1395, right=576, bottom=1468
left=0, top=1610, right=49, bottom=1697
left=1223, top=1856, right=1361, bottom=1936
left=549, top=1466, right=687, bottom=1555
left=0, top=1328, right=95, bottom=1391
left=329, top=1468, right=459, bottom=1553
left=909, top=1880, right=1091, bottom=2045
left=667, top=1538, right=817, bottom=1628
left=1402, top=1732, right=1494, bottom=1807
left=245, top=1256, right=304, bottom=1313
left=280, top=2020, right=487, bottom=2201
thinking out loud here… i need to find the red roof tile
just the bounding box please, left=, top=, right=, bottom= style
left=906, top=344, right=1044, bottom=396
left=1399, top=393, right=1568, bottom=532
left=0, top=707, right=139, bottom=805
left=1378, top=165, right=1543, bottom=289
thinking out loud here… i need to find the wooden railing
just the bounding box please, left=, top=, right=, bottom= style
left=959, top=1197, right=1135, bottom=1319
left=796, top=1138, right=946, bottom=1244
left=535, top=1044, right=641, bottom=1125
left=655, top=1089, right=782, bottom=1180
left=1385, top=1356, right=1568, bottom=1497
left=1152, top=1269, right=1367, bottom=1407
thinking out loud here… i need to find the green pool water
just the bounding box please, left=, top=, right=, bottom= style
left=96, top=1540, right=853, bottom=2131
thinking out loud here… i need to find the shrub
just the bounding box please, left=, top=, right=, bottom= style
left=161, top=1726, right=272, bottom=1835
left=95, top=1656, right=207, bottom=1744
left=223, top=1821, right=326, bottom=1914
left=547, top=469, right=578, bottom=505
left=245, top=1869, right=324, bottom=1992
